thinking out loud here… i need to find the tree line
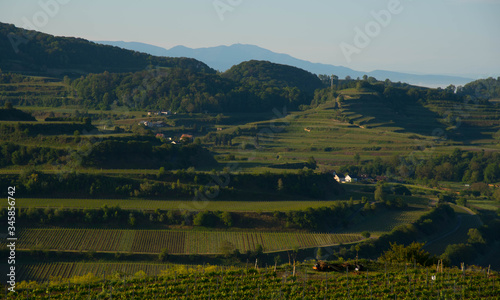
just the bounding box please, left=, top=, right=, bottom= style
left=339, top=148, right=500, bottom=185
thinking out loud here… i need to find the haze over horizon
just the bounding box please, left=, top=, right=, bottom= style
left=0, top=0, right=499, bottom=78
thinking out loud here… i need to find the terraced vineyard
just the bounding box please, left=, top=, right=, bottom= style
left=426, top=100, right=500, bottom=128
left=17, top=229, right=364, bottom=254
left=9, top=264, right=500, bottom=299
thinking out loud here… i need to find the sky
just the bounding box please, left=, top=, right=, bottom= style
left=0, top=0, right=499, bottom=78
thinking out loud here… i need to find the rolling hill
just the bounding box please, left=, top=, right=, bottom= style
left=0, top=22, right=215, bottom=77
left=97, top=41, right=474, bottom=87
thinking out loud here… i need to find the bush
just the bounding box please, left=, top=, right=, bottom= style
left=220, top=211, right=233, bottom=227
left=193, top=211, right=219, bottom=227
left=379, top=242, right=432, bottom=266
left=158, top=248, right=169, bottom=262
left=441, top=243, right=475, bottom=266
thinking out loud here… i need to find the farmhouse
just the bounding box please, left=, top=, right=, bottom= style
left=180, top=134, right=194, bottom=142
left=345, top=175, right=357, bottom=183
left=333, top=172, right=346, bottom=183
left=333, top=172, right=358, bottom=183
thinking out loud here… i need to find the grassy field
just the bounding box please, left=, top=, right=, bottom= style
left=17, top=228, right=364, bottom=254
left=6, top=198, right=346, bottom=212
left=339, top=206, right=429, bottom=236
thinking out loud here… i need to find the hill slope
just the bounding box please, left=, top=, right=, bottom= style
left=223, top=60, right=323, bottom=94
left=0, top=22, right=215, bottom=77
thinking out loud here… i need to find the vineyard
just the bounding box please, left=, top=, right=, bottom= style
left=17, top=229, right=364, bottom=254
left=7, top=264, right=499, bottom=299
left=17, top=263, right=231, bottom=283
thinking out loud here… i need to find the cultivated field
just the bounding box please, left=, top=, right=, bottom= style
left=10, top=264, right=500, bottom=299
left=17, top=229, right=364, bottom=254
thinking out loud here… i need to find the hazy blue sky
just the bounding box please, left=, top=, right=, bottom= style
left=1, top=0, right=499, bottom=78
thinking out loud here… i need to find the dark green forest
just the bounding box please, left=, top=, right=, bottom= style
left=0, top=22, right=214, bottom=76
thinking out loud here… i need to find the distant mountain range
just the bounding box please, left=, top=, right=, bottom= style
left=96, top=41, right=474, bottom=88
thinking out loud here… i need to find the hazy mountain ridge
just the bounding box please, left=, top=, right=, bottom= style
left=97, top=41, right=474, bottom=87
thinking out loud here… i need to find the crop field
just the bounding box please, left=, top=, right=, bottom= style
left=9, top=265, right=499, bottom=299
left=17, top=262, right=217, bottom=283
left=469, top=200, right=500, bottom=211
left=339, top=207, right=429, bottom=236
left=8, top=198, right=345, bottom=211
left=17, top=229, right=364, bottom=254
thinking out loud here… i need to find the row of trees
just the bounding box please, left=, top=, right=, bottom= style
left=338, top=149, right=500, bottom=185
left=0, top=143, right=65, bottom=167
left=1, top=166, right=343, bottom=201
left=0, top=206, right=232, bottom=228
left=0, top=137, right=216, bottom=170
left=230, top=170, right=342, bottom=199
left=0, top=121, right=94, bottom=137
left=310, top=76, right=500, bottom=111
left=83, top=140, right=217, bottom=169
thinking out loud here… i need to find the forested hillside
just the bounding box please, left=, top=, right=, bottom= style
left=69, top=61, right=325, bottom=112
left=223, top=60, right=323, bottom=94
left=459, top=77, right=500, bottom=100
left=0, top=22, right=214, bottom=76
